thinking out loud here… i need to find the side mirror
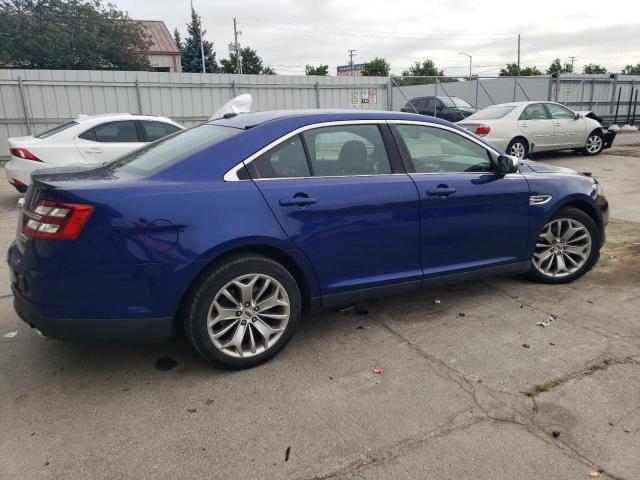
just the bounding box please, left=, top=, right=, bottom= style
left=497, top=155, right=519, bottom=174
left=575, top=112, right=582, bottom=119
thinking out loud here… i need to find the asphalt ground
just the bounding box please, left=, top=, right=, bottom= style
left=1, top=134, right=639, bottom=480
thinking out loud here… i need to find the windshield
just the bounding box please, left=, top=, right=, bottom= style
left=35, top=121, right=78, bottom=139
left=465, top=106, right=516, bottom=120
left=439, top=97, right=473, bottom=109
left=109, top=124, right=240, bottom=175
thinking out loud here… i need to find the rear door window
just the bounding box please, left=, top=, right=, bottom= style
left=302, top=124, right=391, bottom=176
left=94, top=121, right=141, bottom=143
left=520, top=104, right=549, bottom=121
left=141, top=121, right=182, bottom=142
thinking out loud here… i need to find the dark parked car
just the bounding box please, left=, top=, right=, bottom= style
left=9, top=110, right=608, bottom=368
left=401, top=96, right=476, bottom=121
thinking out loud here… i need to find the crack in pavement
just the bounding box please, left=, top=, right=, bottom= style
left=487, top=281, right=640, bottom=343
left=308, top=307, right=635, bottom=480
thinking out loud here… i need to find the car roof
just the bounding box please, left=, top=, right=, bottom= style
left=483, top=101, right=556, bottom=108
left=207, top=109, right=453, bottom=129
left=75, top=113, right=177, bottom=124
left=408, top=96, right=462, bottom=100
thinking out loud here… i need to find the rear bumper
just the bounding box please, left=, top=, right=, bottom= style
left=12, top=287, right=174, bottom=341
left=4, top=156, right=49, bottom=187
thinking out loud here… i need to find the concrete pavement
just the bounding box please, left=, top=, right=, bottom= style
left=1, top=134, right=639, bottom=480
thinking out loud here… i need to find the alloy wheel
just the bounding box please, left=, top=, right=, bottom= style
left=207, top=273, right=290, bottom=358
left=509, top=142, right=526, bottom=159
left=586, top=135, right=603, bottom=154
left=533, top=218, right=592, bottom=278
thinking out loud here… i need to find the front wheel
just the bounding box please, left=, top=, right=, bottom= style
left=583, top=132, right=604, bottom=156
left=526, top=208, right=600, bottom=284
left=184, top=255, right=301, bottom=368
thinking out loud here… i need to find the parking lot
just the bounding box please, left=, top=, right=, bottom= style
left=1, top=134, right=639, bottom=480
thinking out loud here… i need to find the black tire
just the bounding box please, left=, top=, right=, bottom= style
left=525, top=207, right=601, bottom=284
left=506, top=137, right=529, bottom=160
left=582, top=131, right=604, bottom=156
left=184, top=255, right=301, bottom=369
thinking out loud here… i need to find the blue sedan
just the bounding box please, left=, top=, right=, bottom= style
left=8, top=110, right=608, bottom=368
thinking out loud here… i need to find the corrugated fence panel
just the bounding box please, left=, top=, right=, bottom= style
left=0, top=69, right=388, bottom=158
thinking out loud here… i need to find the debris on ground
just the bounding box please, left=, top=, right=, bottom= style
left=339, top=306, right=354, bottom=312
left=589, top=472, right=601, bottom=478
left=552, top=430, right=561, bottom=438
left=3, top=331, right=18, bottom=338
left=355, top=308, right=369, bottom=315
left=205, top=399, right=214, bottom=405
left=522, top=343, right=530, bottom=349
left=187, top=408, right=197, bottom=413
left=537, top=315, right=556, bottom=327
left=434, top=299, right=441, bottom=304
left=285, top=446, right=291, bottom=462
left=373, top=368, right=384, bottom=375
left=458, top=312, right=466, bottom=317
left=155, top=356, right=179, bottom=371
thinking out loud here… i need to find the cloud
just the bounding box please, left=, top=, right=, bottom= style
left=117, top=0, right=640, bottom=75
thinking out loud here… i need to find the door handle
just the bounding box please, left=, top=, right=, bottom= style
left=554, top=122, right=561, bottom=126
left=85, top=148, right=103, bottom=154
left=426, top=187, right=456, bottom=197
left=520, top=123, right=528, bottom=128
left=279, top=197, right=318, bottom=207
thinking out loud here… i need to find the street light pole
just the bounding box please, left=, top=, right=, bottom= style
left=459, top=52, right=472, bottom=78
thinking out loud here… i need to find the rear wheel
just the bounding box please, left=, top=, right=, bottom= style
left=526, top=208, right=600, bottom=284
left=507, top=138, right=529, bottom=159
left=583, top=132, right=604, bottom=155
left=184, top=255, right=301, bottom=368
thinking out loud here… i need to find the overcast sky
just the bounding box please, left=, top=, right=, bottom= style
left=117, top=0, right=640, bottom=76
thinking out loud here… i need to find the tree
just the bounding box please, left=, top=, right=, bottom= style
left=622, top=64, right=640, bottom=75
left=397, top=59, right=457, bottom=85
left=361, top=57, right=390, bottom=76
left=305, top=64, right=329, bottom=76
left=173, top=28, right=183, bottom=51
left=181, top=7, right=217, bottom=73
left=0, top=0, right=151, bottom=70
left=499, top=63, right=542, bottom=76
left=546, top=58, right=574, bottom=75
left=583, top=64, right=607, bottom=74
left=220, top=47, right=275, bottom=74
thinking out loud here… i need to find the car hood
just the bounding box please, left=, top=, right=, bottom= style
left=519, top=159, right=579, bottom=175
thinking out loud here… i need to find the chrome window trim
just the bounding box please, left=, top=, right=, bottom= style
left=223, top=120, right=389, bottom=182
left=223, top=118, right=507, bottom=181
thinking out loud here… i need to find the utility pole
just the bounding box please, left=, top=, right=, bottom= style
left=347, top=49, right=357, bottom=76
left=516, top=34, right=521, bottom=76
left=459, top=52, right=472, bottom=78
left=233, top=17, right=242, bottom=74
left=569, top=56, right=577, bottom=70
left=190, top=0, right=206, bottom=73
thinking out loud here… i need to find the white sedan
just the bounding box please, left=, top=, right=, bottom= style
left=6, top=114, right=183, bottom=192
left=457, top=101, right=610, bottom=159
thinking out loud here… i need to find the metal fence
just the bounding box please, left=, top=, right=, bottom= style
left=391, top=74, right=640, bottom=122
left=0, top=69, right=391, bottom=160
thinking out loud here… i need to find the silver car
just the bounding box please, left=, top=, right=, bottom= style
left=457, top=101, right=608, bottom=159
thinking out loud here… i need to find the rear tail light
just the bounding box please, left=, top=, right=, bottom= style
left=24, top=200, right=94, bottom=240
left=10, top=148, right=43, bottom=162
left=475, top=125, right=491, bottom=137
